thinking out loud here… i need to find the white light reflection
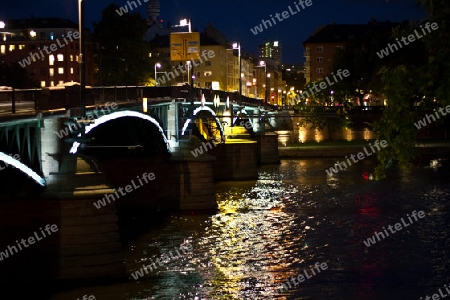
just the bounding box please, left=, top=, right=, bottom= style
left=0, top=152, right=46, bottom=186
left=69, top=110, right=171, bottom=154
left=181, top=105, right=224, bottom=137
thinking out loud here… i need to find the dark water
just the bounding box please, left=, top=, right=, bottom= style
left=51, top=157, right=450, bottom=300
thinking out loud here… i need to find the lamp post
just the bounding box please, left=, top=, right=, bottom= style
left=256, top=60, right=268, bottom=104
left=232, top=42, right=241, bottom=105
left=154, top=62, right=162, bottom=86
left=78, top=0, right=86, bottom=119
left=266, top=73, right=271, bottom=105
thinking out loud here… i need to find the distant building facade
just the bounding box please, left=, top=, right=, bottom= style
left=303, top=21, right=402, bottom=83
left=0, top=17, right=95, bottom=87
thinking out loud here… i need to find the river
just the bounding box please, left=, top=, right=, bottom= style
left=50, top=156, right=450, bottom=300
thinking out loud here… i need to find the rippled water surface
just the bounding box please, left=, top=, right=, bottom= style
left=51, top=158, right=450, bottom=300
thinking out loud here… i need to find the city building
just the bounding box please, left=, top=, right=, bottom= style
left=0, top=17, right=95, bottom=88
left=303, top=21, right=402, bottom=83
left=258, top=40, right=282, bottom=68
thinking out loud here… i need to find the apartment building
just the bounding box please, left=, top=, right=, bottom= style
left=0, top=17, right=95, bottom=87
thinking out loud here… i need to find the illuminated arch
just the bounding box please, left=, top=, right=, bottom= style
left=69, top=110, right=171, bottom=154
left=0, top=152, right=46, bottom=187
left=181, top=106, right=225, bottom=141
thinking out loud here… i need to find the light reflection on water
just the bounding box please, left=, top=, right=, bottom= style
left=50, top=158, right=450, bottom=300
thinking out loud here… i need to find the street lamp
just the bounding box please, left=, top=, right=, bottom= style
left=154, top=62, right=162, bottom=86
left=0, top=21, right=5, bottom=41
left=232, top=42, right=241, bottom=104
left=255, top=60, right=267, bottom=103
left=186, top=60, right=191, bottom=85
left=78, top=0, right=86, bottom=119
left=266, top=73, right=271, bottom=105
left=174, top=19, right=191, bottom=33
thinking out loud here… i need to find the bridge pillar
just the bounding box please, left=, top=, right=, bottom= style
left=166, top=101, right=180, bottom=149
left=40, top=117, right=125, bottom=280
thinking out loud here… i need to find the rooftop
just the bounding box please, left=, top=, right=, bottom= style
left=303, top=21, right=406, bottom=44
left=1, top=17, right=78, bottom=29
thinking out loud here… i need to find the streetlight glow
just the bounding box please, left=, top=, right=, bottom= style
left=155, top=62, right=162, bottom=86
left=232, top=42, right=242, bottom=103
left=0, top=21, right=5, bottom=29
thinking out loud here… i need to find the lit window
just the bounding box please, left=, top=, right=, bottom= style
left=70, top=68, right=74, bottom=74
left=49, top=68, right=54, bottom=77
left=9, top=45, right=15, bottom=51
left=70, top=55, right=73, bottom=62
left=19, top=45, right=25, bottom=50
left=50, top=81, right=54, bottom=87
left=40, top=81, right=46, bottom=87
left=0, top=45, right=5, bottom=54
left=204, top=71, right=212, bottom=77
left=58, top=81, right=64, bottom=85
left=58, top=68, right=64, bottom=74
left=76, top=55, right=79, bottom=62
left=317, top=46, right=324, bottom=52
left=49, top=32, right=54, bottom=41
left=49, top=55, right=55, bottom=66
left=57, top=54, right=64, bottom=62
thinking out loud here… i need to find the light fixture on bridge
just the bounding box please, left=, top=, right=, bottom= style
left=143, top=97, right=148, bottom=113
left=201, top=94, right=206, bottom=107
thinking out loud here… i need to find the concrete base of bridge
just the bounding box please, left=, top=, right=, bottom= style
left=43, top=153, right=126, bottom=280
left=256, top=133, right=280, bottom=165
left=210, top=140, right=259, bottom=181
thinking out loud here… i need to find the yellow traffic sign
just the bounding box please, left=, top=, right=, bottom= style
left=170, top=32, right=200, bottom=61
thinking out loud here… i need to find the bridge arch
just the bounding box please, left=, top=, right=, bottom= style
left=181, top=106, right=225, bottom=142
left=69, top=110, right=172, bottom=154
left=0, top=152, right=46, bottom=187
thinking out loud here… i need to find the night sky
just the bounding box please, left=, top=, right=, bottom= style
left=1, top=0, right=426, bottom=63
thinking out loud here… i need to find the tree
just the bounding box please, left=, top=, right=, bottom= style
left=0, top=63, right=38, bottom=88
left=373, top=0, right=450, bottom=178
left=93, top=4, right=153, bottom=86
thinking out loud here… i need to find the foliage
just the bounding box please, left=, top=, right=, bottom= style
left=93, top=4, right=153, bottom=86
left=0, top=63, right=38, bottom=88
left=373, top=0, right=450, bottom=178
left=373, top=66, right=419, bottom=179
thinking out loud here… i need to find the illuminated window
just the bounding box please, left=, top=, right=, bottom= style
left=49, top=32, right=54, bottom=41
left=70, top=68, right=74, bottom=74
left=70, top=55, right=73, bottom=61
left=49, top=68, right=54, bottom=77
left=49, top=55, right=55, bottom=66
left=9, top=45, right=15, bottom=51
left=58, top=67, right=64, bottom=74
left=76, top=55, right=79, bottom=62
left=204, top=71, right=212, bottom=77
left=58, top=81, right=64, bottom=85
left=57, top=54, right=64, bottom=62
left=0, top=45, right=5, bottom=54
left=50, top=81, right=54, bottom=87
left=19, top=45, right=25, bottom=50
left=40, top=81, right=46, bottom=87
